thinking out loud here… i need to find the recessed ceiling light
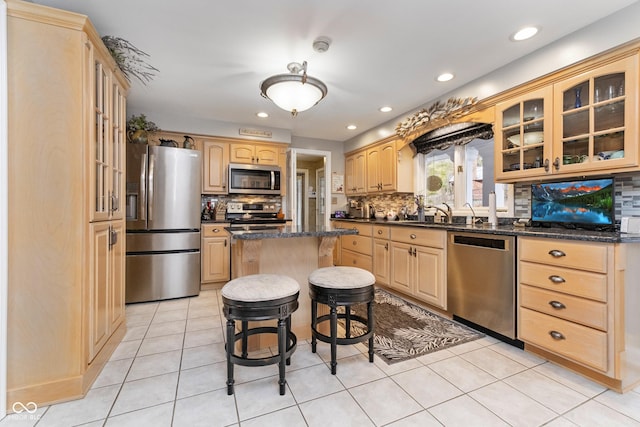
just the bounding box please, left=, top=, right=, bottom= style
left=512, top=26, right=539, bottom=41
left=256, top=112, right=269, bottom=118
left=346, top=124, right=357, bottom=130
left=436, top=73, right=454, bottom=82
left=379, top=106, right=393, bottom=113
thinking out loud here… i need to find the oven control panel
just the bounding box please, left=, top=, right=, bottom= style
left=226, top=202, right=279, bottom=214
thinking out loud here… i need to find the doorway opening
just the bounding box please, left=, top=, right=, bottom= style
left=287, top=148, right=332, bottom=228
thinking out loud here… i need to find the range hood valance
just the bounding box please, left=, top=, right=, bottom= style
left=410, top=122, right=493, bottom=155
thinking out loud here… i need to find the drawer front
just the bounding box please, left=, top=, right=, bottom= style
left=520, top=237, right=608, bottom=273
left=390, top=227, right=445, bottom=248
left=341, top=235, right=372, bottom=256
left=372, top=225, right=389, bottom=239
left=520, top=308, right=607, bottom=372
left=202, top=224, right=229, bottom=237
left=340, top=249, right=373, bottom=272
left=520, top=285, right=607, bottom=331
left=519, top=261, right=607, bottom=302
left=339, top=222, right=372, bottom=236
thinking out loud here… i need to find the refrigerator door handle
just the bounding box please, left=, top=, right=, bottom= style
left=140, top=153, right=147, bottom=221
left=148, top=153, right=155, bottom=221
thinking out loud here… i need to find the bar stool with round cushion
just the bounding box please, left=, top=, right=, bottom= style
left=308, top=266, right=375, bottom=374
left=222, top=274, right=299, bottom=395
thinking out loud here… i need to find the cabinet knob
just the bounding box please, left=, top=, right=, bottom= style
left=548, top=249, right=566, bottom=258
left=410, top=234, right=417, bottom=239
left=378, top=230, right=383, bottom=234
left=548, top=300, right=566, bottom=310
left=548, top=275, right=566, bottom=284
left=549, top=330, right=565, bottom=340
left=352, top=241, right=357, bottom=246
left=213, top=228, right=220, bottom=233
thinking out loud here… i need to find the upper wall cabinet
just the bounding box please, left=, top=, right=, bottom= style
left=496, top=53, right=639, bottom=182
left=346, top=138, right=413, bottom=195
left=552, top=56, right=638, bottom=175
left=495, top=87, right=553, bottom=180
left=230, top=142, right=279, bottom=165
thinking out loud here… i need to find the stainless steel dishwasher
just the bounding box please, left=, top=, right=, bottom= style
left=447, top=231, right=518, bottom=342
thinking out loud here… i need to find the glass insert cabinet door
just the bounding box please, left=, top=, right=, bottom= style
left=552, top=55, right=638, bottom=173
left=495, top=86, right=553, bottom=179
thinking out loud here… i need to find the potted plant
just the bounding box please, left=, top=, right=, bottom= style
left=126, top=114, right=159, bottom=144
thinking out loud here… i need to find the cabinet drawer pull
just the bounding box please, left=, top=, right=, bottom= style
left=548, top=275, right=566, bottom=284
left=410, top=234, right=417, bottom=239
left=548, top=249, right=566, bottom=258
left=412, top=248, right=417, bottom=257
left=408, top=247, right=412, bottom=255
left=549, top=330, right=565, bottom=340
left=213, top=228, right=220, bottom=233
left=378, top=230, right=383, bottom=234
left=548, top=300, right=566, bottom=310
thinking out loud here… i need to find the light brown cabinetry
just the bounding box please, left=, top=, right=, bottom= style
left=345, top=151, right=367, bottom=195
left=333, top=221, right=373, bottom=272
left=389, top=228, right=446, bottom=309
left=389, top=227, right=447, bottom=309
left=346, top=138, right=413, bottom=195
left=518, top=237, right=640, bottom=392
left=230, top=142, right=280, bottom=165
left=7, top=0, right=128, bottom=407
left=202, top=140, right=229, bottom=194
left=372, top=225, right=391, bottom=285
left=496, top=52, right=639, bottom=182
left=89, top=221, right=125, bottom=362
left=201, top=224, right=231, bottom=284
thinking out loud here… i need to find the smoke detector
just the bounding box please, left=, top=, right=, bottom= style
left=313, top=37, right=331, bottom=53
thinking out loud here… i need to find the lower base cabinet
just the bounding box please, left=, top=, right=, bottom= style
left=388, top=228, right=446, bottom=310
left=518, top=236, right=640, bottom=392
left=89, top=221, right=125, bottom=363
left=201, top=224, right=231, bottom=284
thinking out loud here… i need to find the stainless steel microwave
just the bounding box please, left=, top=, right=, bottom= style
left=228, top=163, right=281, bottom=195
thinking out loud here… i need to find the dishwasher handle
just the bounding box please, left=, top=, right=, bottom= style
left=451, top=234, right=508, bottom=250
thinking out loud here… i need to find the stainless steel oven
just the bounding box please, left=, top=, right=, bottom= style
left=228, top=163, right=281, bottom=195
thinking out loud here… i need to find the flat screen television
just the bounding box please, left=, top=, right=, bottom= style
left=531, top=177, right=615, bottom=229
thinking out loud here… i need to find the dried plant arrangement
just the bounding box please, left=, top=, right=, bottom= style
left=395, top=97, right=478, bottom=140
left=102, top=35, right=159, bottom=85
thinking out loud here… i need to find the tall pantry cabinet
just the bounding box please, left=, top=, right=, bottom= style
left=6, top=0, right=129, bottom=407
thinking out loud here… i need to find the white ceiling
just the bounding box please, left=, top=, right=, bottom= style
left=32, top=0, right=640, bottom=142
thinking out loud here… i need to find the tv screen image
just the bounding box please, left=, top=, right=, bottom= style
left=531, top=178, right=614, bottom=226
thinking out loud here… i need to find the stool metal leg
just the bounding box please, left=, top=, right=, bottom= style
left=286, top=315, right=292, bottom=365
left=278, top=318, right=287, bottom=395
left=226, top=319, right=235, bottom=395
left=311, top=298, right=318, bottom=353
left=367, top=300, right=374, bottom=363
left=330, top=305, right=338, bottom=375
left=241, top=320, right=249, bottom=358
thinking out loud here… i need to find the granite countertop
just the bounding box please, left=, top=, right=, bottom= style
left=226, top=224, right=358, bottom=240
left=331, top=218, right=640, bottom=243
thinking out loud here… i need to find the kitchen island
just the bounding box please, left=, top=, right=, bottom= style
left=227, top=224, right=358, bottom=346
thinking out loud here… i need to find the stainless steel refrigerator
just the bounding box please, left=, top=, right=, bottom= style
left=125, top=144, right=202, bottom=303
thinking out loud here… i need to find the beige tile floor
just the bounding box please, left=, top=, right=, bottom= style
left=3, top=289, right=640, bottom=427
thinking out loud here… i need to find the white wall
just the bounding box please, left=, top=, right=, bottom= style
left=343, top=1, right=640, bottom=152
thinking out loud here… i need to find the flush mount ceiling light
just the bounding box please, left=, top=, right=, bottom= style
left=260, top=61, right=328, bottom=117
left=436, top=72, right=454, bottom=82
left=511, top=26, right=539, bottom=41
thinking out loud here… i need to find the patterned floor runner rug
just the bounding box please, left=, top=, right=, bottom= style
left=343, top=288, right=484, bottom=364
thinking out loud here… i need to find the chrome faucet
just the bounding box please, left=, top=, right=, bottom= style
left=427, top=203, right=453, bottom=223
left=464, top=202, right=479, bottom=225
